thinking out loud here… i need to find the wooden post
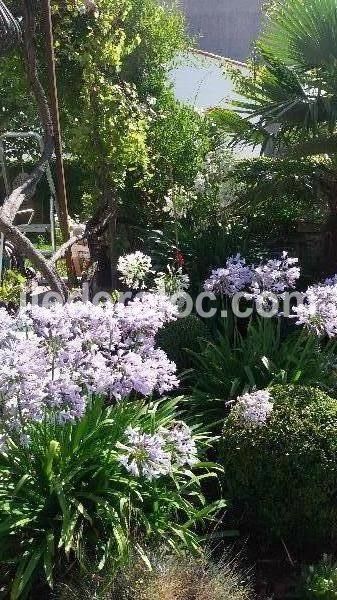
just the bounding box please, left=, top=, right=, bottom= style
left=40, top=0, right=75, bottom=285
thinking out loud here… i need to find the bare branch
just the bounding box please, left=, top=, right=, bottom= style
left=0, top=216, right=68, bottom=301
left=49, top=235, right=83, bottom=265
left=0, top=0, right=67, bottom=299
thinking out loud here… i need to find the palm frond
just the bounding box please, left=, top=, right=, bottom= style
left=260, top=0, right=337, bottom=69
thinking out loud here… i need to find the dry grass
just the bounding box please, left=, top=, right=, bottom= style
left=57, top=551, right=254, bottom=600
left=132, top=554, right=253, bottom=600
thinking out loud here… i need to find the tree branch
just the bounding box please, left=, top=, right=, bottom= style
left=0, top=0, right=67, bottom=300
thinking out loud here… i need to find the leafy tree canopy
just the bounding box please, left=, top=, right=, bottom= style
left=0, top=0, right=212, bottom=221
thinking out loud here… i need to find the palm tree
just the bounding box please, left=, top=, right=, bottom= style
left=216, top=0, right=337, bottom=270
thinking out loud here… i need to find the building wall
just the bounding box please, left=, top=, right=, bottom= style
left=169, top=50, right=246, bottom=109
left=178, top=0, right=263, bottom=61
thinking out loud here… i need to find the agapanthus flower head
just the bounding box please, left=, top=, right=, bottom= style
left=117, top=251, right=152, bottom=290
left=118, top=421, right=199, bottom=480
left=204, top=251, right=300, bottom=303
left=325, top=274, right=337, bottom=286
left=204, top=254, right=253, bottom=297
left=292, top=282, right=337, bottom=337
left=118, top=426, right=171, bottom=480
left=237, top=389, right=273, bottom=425
left=159, top=422, right=198, bottom=467
left=0, top=307, right=17, bottom=343
left=251, top=252, right=300, bottom=297
left=0, top=333, right=49, bottom=425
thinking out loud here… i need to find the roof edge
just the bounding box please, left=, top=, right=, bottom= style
left=188, top=47, right=247, bottom=68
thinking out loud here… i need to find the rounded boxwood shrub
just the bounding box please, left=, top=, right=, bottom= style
left=156, top=314, right=211, bottom=373
left=222, top=385, right=337, bottom=550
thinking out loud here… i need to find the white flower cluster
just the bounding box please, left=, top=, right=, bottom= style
left=193, top=150, right=241, bottom=214
left=293, top=281, right=337, bottom=337
left=117, top=251, right=153, bottom=290
left=237, top=389, right=274, bottom=426
left=118, top=422, right=198, bottom=480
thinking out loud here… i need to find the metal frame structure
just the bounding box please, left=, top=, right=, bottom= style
left=0, top=131, right=58, bottom=282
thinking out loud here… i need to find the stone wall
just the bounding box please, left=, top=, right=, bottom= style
left=177, top=0, right=263, bottom=61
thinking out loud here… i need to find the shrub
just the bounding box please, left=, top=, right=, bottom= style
left=0, top=269, right=26, bottom=309
left=156, top=315, right=211, bottom=373
left=0, top=396, right=221, bottom=599
left=301, top=556, right=337, bottom=600
left=189, top=318, right=337, bottom=430
left=57, top=551, right=253, bottom=600
left=222, top=385, right=337, bottom=550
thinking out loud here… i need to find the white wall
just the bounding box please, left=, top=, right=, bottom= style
left=169, top=51, right=259, bottom=157
left=169, top=50, right=245, bottom=110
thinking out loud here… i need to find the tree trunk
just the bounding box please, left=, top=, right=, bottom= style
left=0, top=0, right=68, bottom=300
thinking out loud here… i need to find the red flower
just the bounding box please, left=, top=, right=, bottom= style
left=175, top=250, right=185, bottom=267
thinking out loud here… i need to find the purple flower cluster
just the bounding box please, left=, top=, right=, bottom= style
left=0, top=295, right=179, bottom=429
left=325, top=274, right=337, bottom=286
left=251, top=252, right=300, bottom=297
left=292, top=282, right=337, bottom=337
left=118, top=426, right=171, bottom=479
left=237, top=389, right=274, bottom=425
left=204, top=254, right=253, bottom=297
left=204, top=252, right=300, bottom=300
left=118, top=421, right=198, bottom=480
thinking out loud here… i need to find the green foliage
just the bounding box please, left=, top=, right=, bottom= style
left=120, top=98, right=213, bottom=238
left=148, top=94, right=213, bottom=190
left=0, top=396, right=222, bottom=598
left=212, top=0, right=337, bottom=226
left=51, top=0, right=206, bottom=202
left=189, top=318, right=337, bottom=430
left=261, top=0, right=337, bottom=72
left=222, top=385, right=337, bottom=549
left=223, top=156, right=329, bottom=223
left=301, top=556, right=337, bottom=600
left=155, top=315, right=211, bottom=374
left=0, top=0, right=214, bottom=249
left=0, top=269, right=26, bottom=307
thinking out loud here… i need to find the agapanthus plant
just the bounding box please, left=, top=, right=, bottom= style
left=0, top=295, right=179, bottom=433
left=0, top=395, right=223, bottom=599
